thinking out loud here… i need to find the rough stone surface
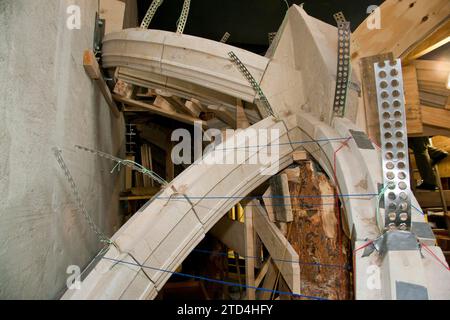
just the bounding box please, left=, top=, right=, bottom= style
left=0, top=0, right=125, bottom=299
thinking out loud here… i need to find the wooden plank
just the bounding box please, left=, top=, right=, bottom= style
left=255, top=260, right=270, bottom=288
left=402, top=64, right=423, bottom=134
left=83, top=50, right=101, bottom=80
left=164, top=96, right=199, bottom=117
left=185, top=99, right=203, bottom=117
left=403, top=20, right=450, bottom=64
left=360, top=53, right=394, bottom=145
left=292, top=150, right=308, bottom=163
left=140, top=145, right=153, bottom=188
left=421, top=105, right=450, bottom=129
left=244, top=204, right=256, bottom=300
left=415, top=190, right=450, bottom=208
left=114, top=95, right=206, bottom=126
left=420, top=91, right=449, bottom=108
left=125, top=155, right=134, bottom=190
left=130, top=187, right=160, bottom=196
left=352, top=0, right=450, bottom=60
left=210, top=216, right=245, bottom=257
left=262, top=186, right=275, bottom=222
left=83, top=50, right=120, bottom=118
left=270, top=174, right=293, bottom=222
left=257, top=261, right=278, bottom=300
left=165, top=141, right=175, bottom=181
left=252, top=202, right=300, bottom=295
left=113, top=79, right=134, bottom=99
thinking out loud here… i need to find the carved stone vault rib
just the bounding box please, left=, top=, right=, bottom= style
left=63, top=5, right=450, bottom=300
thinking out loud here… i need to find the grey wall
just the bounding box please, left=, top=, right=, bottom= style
left=0, top=0, right=125, bottom=299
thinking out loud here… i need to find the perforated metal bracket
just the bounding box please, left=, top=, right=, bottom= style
left=268, top=32, right=277, bottom=45
left=333, top=21, right=351, bottom=118
left=374, top=59, right=412, bottom=231
left=141, top=0, right=164, bottom=29
left=333, top=11, right=347, bottom=25
left=176, top=0, right=191, bottom=34
left=220, top=32, right=231, bottom=43
left=93, top=13, right=105, bottom=54
left=228, top=51, right=275, bottom=118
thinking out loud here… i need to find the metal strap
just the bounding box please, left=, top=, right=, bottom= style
left=333, top=21, right=351, bottom=118
left=268, top=32, right=277, bottom=45
left=333, top=11, right=347, bottom=25
left=52, top=148, right=110, bottom=243
left=140, top=0, right=164, bottom=29
left=228, top=51, right=276, bottom=118
left=75, top=145, right=168, bottom=186
left=374, top=59, right=412, bottom=231
left=220, top=32, right=231, bottom=43
left=176, top=0, right=191, bottom=34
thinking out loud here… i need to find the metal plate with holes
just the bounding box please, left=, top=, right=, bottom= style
left=220, top=32, right=231, bottom=43
left=140, top=0, right=164, bottom=29
left=333, top=21, right=351, bottom=118
left=176, top=0, right=191, bottom=34
left=333, top=11, right=347, bottom=24
left=268, top=32, right=277, bottom=45
left=374, top=59, right=412, bottom=231
left=228, top=51, right=275, bottom=118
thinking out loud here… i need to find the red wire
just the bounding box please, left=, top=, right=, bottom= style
left=421, top=242, right=450, bottom=271
left=354, top=240, right=374, bottom=253
left=332, top=137, right=352, bottom=288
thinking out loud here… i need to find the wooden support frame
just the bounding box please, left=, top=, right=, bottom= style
left=244, top=203, right=256, bottom=300
left=83, top=50, right=120, bottom=118
left=114, top=94, right=206, bottom=127
left=252, top=202, right=300, bottom=295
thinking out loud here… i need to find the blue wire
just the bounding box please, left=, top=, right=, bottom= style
left=102, top=256, right=328, bottom=300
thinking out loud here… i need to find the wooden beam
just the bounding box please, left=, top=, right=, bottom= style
left=403, top=20, right=450, bottom=64
left=136, top=123, right=172, bottom=152
left=113, top=79, right=134, bottom=99
left=415, top=190, right=450, bottom=208
left=257, top=260, right=278, bottom=300
left=292, top=150, right=308, bottom=163
left=270, top=174, right=293, bottom=223
left=421, top=105, right=450, bottom=129
left=244, top=204, right=256, bottom=300
left=125, top=155, right=134, bottom=191
left=402, top=64, right=423, bottom=135
left=255, top=260, right=270, bottom=288
left=252, top=202, right=300, bottom=295
left=352, top=0, right=450, bottom=60
left=113, top=95, right=206, bottom=126
left=210, top=216, right=245, bottom=257
left=165, top=96, right=200, bottom=117
left=185, top=99, right=204, bottom=117
left=165, top=141, right=175, bottom=182
left=83, top=50, right=120, bottom=118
